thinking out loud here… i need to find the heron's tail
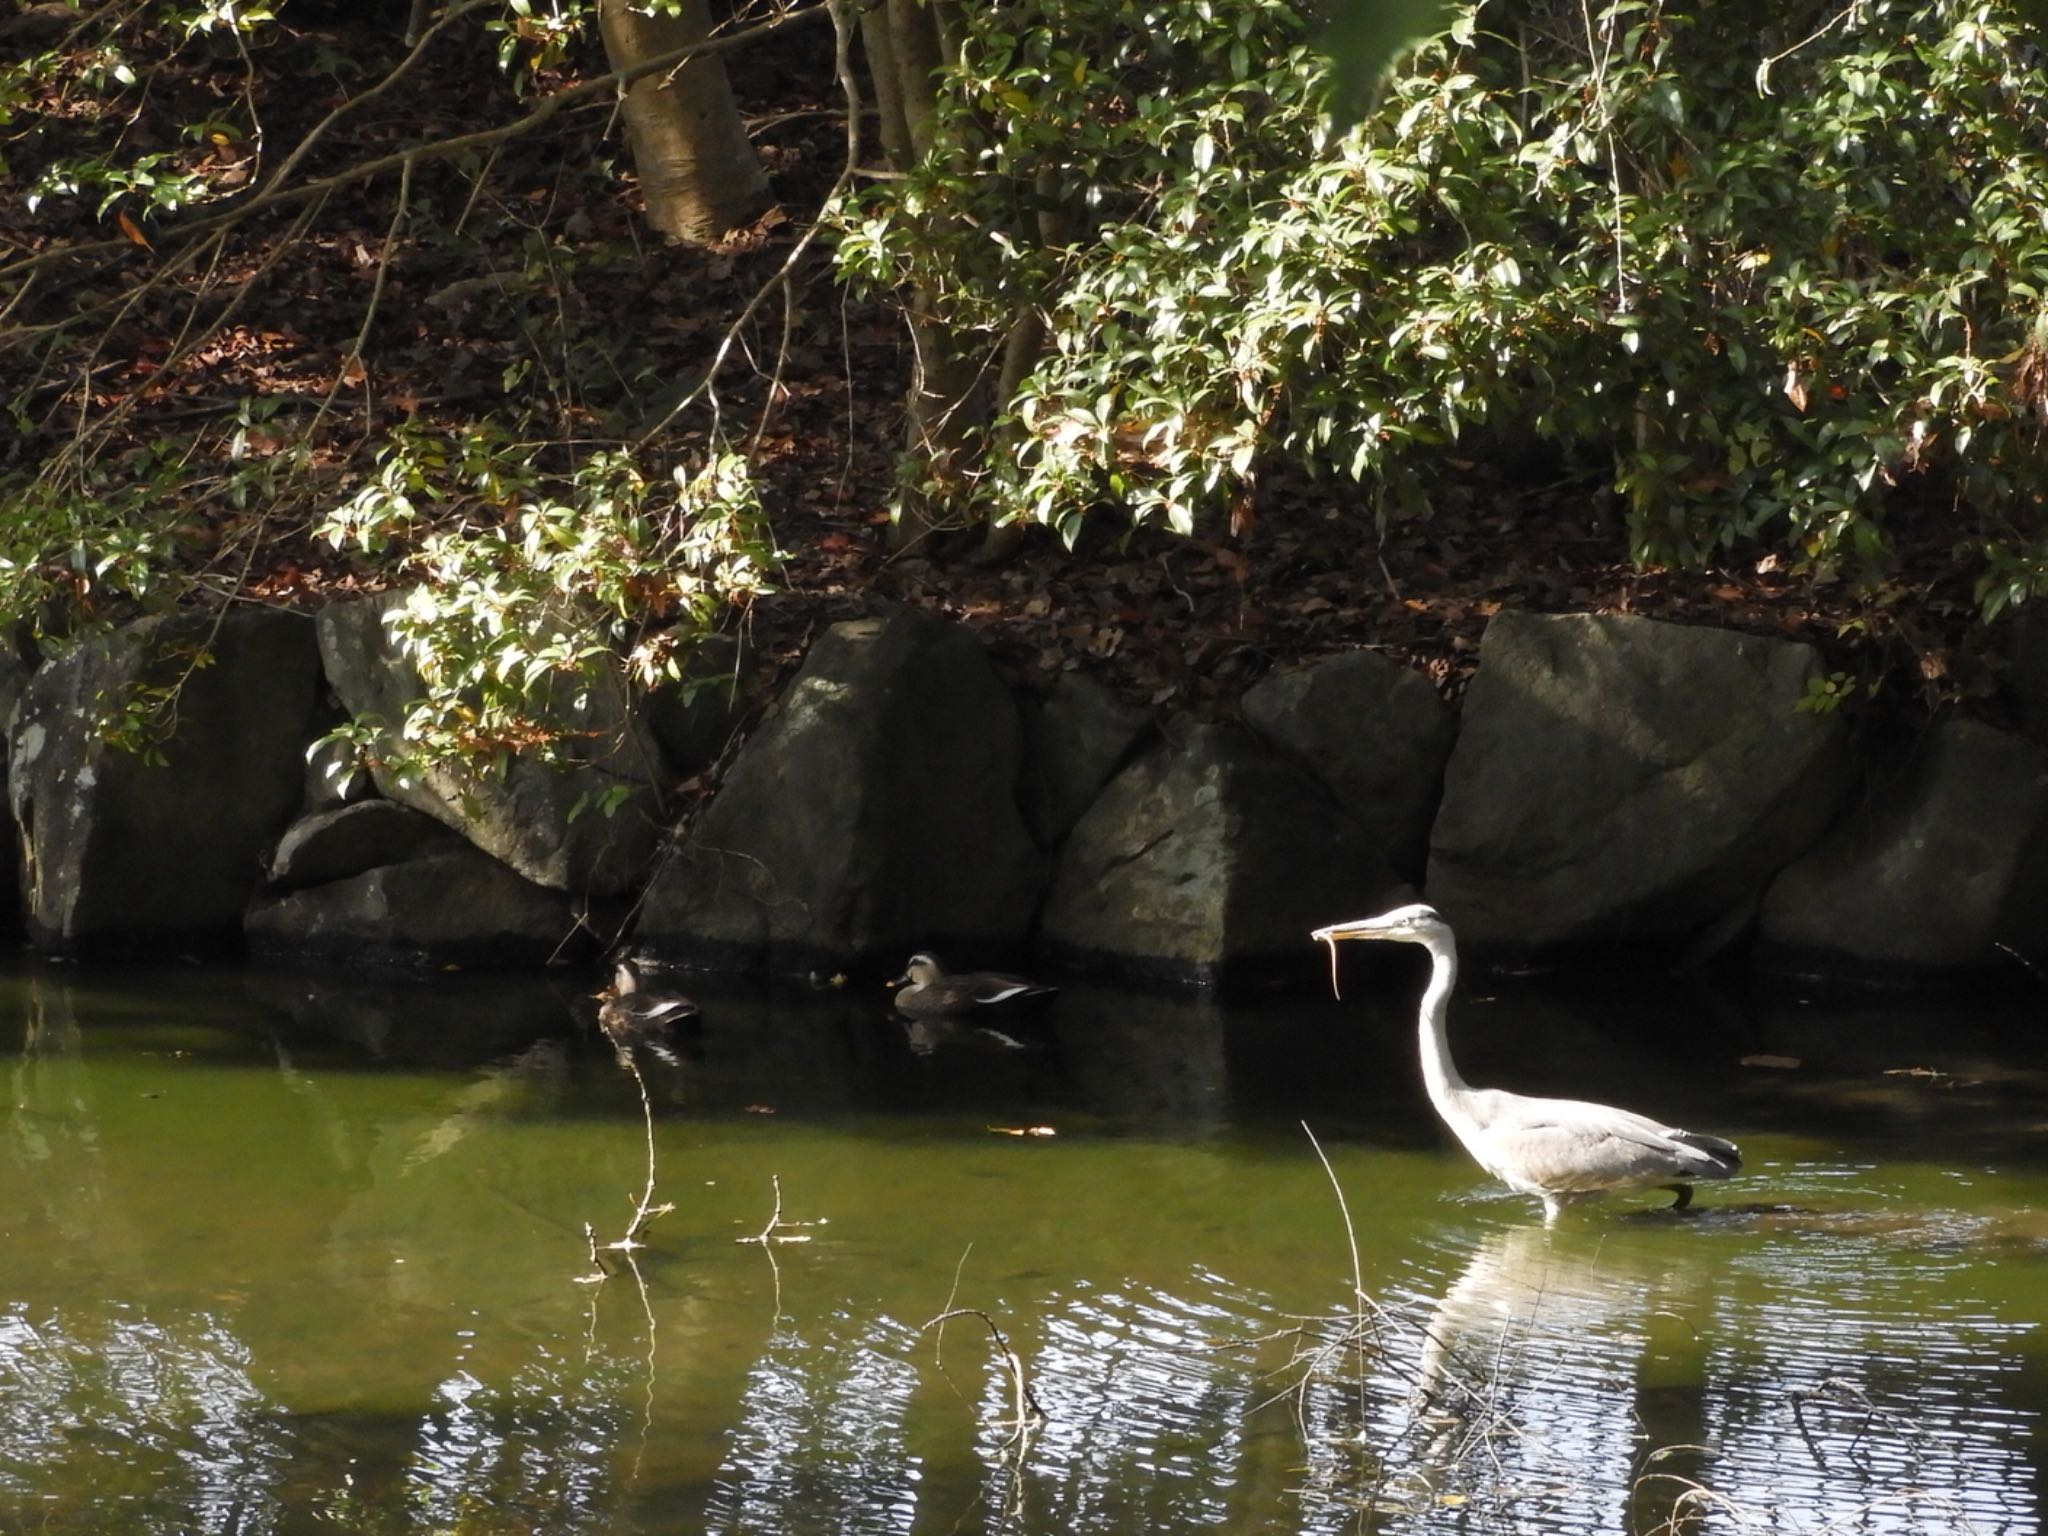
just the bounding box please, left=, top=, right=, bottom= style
left=1669, top=1128, right=1741, bottom=1177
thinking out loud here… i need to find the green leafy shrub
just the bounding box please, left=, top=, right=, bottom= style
left=840, top=0, right=2048, bottom=609
left=319, top=427, right=775, bottom=778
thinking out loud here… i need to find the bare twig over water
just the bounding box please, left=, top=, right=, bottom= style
left=738, top=1173, right=822, bottom=1329
left=737, top=1173, right=817, bottom=1246
left=921, top=1307, right=1048, bottom=1438
left=580, top=1051, right=676, bottom=1287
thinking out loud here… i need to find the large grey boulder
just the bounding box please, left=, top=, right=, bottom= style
left=637, top=609, right=1044, bottom=972
left=8, top=610, right=322, bottom=952
left=644, top=632, right=751, bottom=782
left=246, top=845, right=577, bottom=969
left=1759, top=719, right=2048, bottom=974
left=1426, top=612, right=1850, bottom=955
left=1039, top=723, right=1405, bottom=981
left=1242, top=650, right=1456, bottom=880
left=2013, top=604, right=2048, bottom=743
left=0, top=629, right=34, bottom=733
left=1020, top=671, right=1149, bottom=847
left=315, top=596, right=664, bottom=896
left=267, top=800, right=462, bottom=891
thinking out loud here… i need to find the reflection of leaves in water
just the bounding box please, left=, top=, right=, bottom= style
left=400, top=1040, right=570, bottom=1175
left=703, top=1313, right=923, bottom=1536
left=404, top=1347, right=640, bottom=1532
left=1681, top=1232, right=2041, bottom=1536
left=0, top=1300, right=670, bottom=1535
left=0, top=1306, right=285, bottom=1527
left=988, top=1278, right=1261, bottom=1533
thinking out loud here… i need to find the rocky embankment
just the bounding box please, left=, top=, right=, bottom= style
left=5, top=602, right=2043, bottom=987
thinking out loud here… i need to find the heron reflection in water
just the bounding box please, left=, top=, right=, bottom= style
left=1312, top=904, right=1741, bottom=1222
left=1413, top=1224, right=1659, bottom=1407
left=1384, top=1223, right=1686, bottom=1527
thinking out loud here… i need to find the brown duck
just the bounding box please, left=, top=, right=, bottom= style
left=597, top=961, right=699, bottom=1064
left=888, top=952, right=1057, bottom=1019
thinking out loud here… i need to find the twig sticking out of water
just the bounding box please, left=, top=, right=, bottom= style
left=1789, top=1376, right=1884, bottom=1469
left=1634, top=1456, right=1977, bottom=1536
left=576, top=1048, right=675, bottom=1287
left=617, top=1053, right=676, bottom=1244
left=1302, top=1124, right=1367, bottom=1333
left=736, top=1174, right=823, bottom=1329
left=736, top=1173, right=818, bottom=1247
left=921, top=1251, right=1038, bottom=1519
left=922, top=1306, right=1048, bottom=1439
left=578, top=1222, right=607, bottom=1285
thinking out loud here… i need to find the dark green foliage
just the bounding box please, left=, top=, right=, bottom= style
left=1, top=3, right=777, bottom=773
left=840, top=0, right=2048, bottom=611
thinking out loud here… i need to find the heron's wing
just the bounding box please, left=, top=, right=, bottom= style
left=1666, top=1126, right=1741, bottom=1164
left=1474, top=1096, right=1740, bottom=1192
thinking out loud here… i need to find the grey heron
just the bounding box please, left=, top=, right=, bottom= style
left=888, top=952, right=1057, bottom=1020
left=1311, top=903, right=1741, bottom=1222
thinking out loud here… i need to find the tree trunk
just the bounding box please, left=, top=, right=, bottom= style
left=597, top=0, right=772, bottom=244
left=862, top=1, right=1080, bottom=557
left=861, top=0, right=986, bottom=550
left=975, top=160, right=1073, bottom=562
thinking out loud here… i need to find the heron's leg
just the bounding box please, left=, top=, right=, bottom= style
left=1663, top=1183, right=1694, bottom=1211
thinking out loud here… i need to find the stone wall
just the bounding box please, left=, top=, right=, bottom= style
left=6, top=601, right=2043, bottom=984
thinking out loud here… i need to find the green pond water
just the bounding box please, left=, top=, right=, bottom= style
left=2, top=959, right=2046, bottom=1534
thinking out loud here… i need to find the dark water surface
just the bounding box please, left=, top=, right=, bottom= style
left=2, top=961, right=2046, bottom=1533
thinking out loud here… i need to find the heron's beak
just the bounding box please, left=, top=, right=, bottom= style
left=1309, top=918, right=1393, bottom=1000
left=1309, top=918, right=1395, bottom=945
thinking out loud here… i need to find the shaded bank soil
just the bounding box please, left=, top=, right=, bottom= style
left=0, top=5, right=2016, bottom=749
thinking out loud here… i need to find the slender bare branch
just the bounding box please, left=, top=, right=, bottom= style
left=0, top=2, right=833, bottom=290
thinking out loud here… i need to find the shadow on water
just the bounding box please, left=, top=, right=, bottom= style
left=2, top=961, right=2047, bottom=1533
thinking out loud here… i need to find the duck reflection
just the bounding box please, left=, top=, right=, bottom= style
left=899, top=1015, right=1034, bottom=1057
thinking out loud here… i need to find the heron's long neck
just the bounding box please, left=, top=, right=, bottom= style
left=1415, top=938, right=1474, bottom=1121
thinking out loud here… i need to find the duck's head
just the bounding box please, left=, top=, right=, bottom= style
left=890, top=952, right=945, bottom=989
